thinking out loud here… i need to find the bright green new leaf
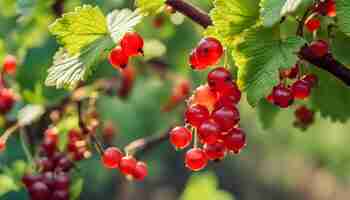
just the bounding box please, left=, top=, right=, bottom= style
left=180, top=173, right=234, bottom=200
left=49, top=5, right=108, bottom=56
left=331, top=31, right=350, bottom=66
left=135, top=0, right=165, bottom=15
left=0, top=175, right=19, bottom=196
left=234, top=26, right=306, bottom=106
left=206, top=0, right=260, bottom=48
left=336, top=0, right=350, bottom=37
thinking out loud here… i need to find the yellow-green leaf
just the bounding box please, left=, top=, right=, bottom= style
left=135, top=0, right=165, bottom=15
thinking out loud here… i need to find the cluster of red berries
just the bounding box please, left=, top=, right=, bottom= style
left=170, top=67, right=247, bottom=171
left=66, top=129, right=91, bottom=161
left=267, top=65, right=318, bottom=108
left=23, top=128, right=75, bottom=200
left=305, top=0, right=336, bottom=32
left=189, top=37, right=223, bottom=70
left=102, top=147, right=148, bottom=181
left=162, top=78, right=191, bottom=112
left=108, top=32, right=144, bottom=69
left=294, top=105, right=315, bottom=130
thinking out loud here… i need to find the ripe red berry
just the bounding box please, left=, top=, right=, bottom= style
left=212, top=105, right=240, bottom=131
left=207, top=67, right=232, bottom=91
left=185, top=148, right=208, bottom=171
left=41, top=137, right=57, bottom=157
left=295, top=106, right=314, bottom=124
left=22, top=174, right=43, bottom=187
left=119, top=156, right=137, bottom=175
left=185, top=104, right=210, bottom=128
left=38, top=157, right=55, bottom=172
left=108, top=47, right=129, bottom=69
left=2, top=55, right=17, bottom=75
left=189, top=49, right=206, bottom=70
left=0, top=89, right=15, bottom=114
left=203, top=142, right=226, bottom=161
left=120, top=32, right=144, bottom=56
left=191, top=84, right=218, bottom=110
left=280, top=65, right=299, bottom=79
left=302, top=74, right=318, bottom=87
left=52, top=190, right=69, bottom=200
left=315, top=0, right=336, bottom=17
left=54, top=173, right=70, bottom=190
left=56, top=156, right=74, bottom=172
left=271, top=84, right=294, bottom=108
left=102, top=147, right=124, bottom=169
left=169, top=126, right=192, bottom=149
left=309, top=40, right=329, bottom=58
left=132, top=161, right=148, bottom=181
left=44, top=128, right=58, bottom=144
left=292, top=80, right=312, bottom=100
left=305, top=18, right=321, bottom=32
left=0, top=138, right=6, bottom=152
left=198, top=120, right=221, bottom=145
left=216, top=82, right=241, bottom=105
left=196, top=37, right=223, bottom=66
left=28, top=182, right=51, bottom=200
left=223, top=128, right=246, bottom=154
left=326, top=0, right=336, bottom=17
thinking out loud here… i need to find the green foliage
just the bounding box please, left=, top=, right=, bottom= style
left=331, top=31, right=350, bottom=66
left=257, top=99, right=280, bottom=129
left=0, top=160, right=28, bottom=197
left=234, top=26, right=305, bottom=106
left=180, top=172, right=234, bottom=200
left=260, top=0, right=286, bottom=27
left=70, top=178, right=84, bottom=200
left=49, top=5, right=108, bottom=56
left=135, top=0, right=165, bottom=15
left=336, top=0, right=350, bottom=37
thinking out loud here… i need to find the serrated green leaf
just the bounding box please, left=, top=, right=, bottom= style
left=49, top=5, right=108, bottom=56
left=45, top=36, right=114, bottom=89
left=70, top=178, right=83, bottom=200
left=310, top=67, right=350, bottom=122
left=135, top=0, right=165, bottom=15
left=331, top=31, right=350, bottom=66
left=205, top=0, right=260, bottom=48
left=336, top=0, right=350, bottom=37
left=180, top=173, right=234, bottom=200
left=234, top=26, right=306, bottom=106
left=257, top=99, right=280, bottom=129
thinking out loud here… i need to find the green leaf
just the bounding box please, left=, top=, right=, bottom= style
left=234, top=26, right=306, bottom=106
left=49, top=5, right=108, bottom=56
left=310, top=67, right=350, bottom=122
left=0, top=175, right=19, bottom=196
left=135, top=0, right=165, bottom=15
left=45, top=36, right=114, bottom=89
left=70, top=178, right=83, bottom=200
left=180, top=173, right=234, bottom=200
left=331, top=31, right=350, bottom=66
left=257, top=99, right=280, bottom=129
left=336, top=0, right=350, bottom=37
left=205, top=0, right=260, bottom=47
left=260, top=0, right=286, bottom=27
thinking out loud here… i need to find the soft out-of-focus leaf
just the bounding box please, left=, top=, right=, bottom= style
left=17, top=104, right=45, bottom=126
left=331, top=31, right=350, bottom=66
left=0, top=175, right=19, bottom=196
left=135, top=0, right=165, bottom=16
left=257, top=99, right=280, bottom=129
left=70, top=178, right=83, bottom=200
left=143, top=39, right=167, bottom=60
left=336, top=1, right=350, bottom=37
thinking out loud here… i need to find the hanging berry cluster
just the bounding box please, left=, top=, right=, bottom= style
left=305, top=0, right=336, bottom=32
left=294, top=105, right=315, bottom=130
left=169, top=37, right=247, bottom=171
left=101, top=147, right=148, bottom=181
left=108, top=32, right=144, bottom=69
left=22, top=128, right=83, bottom=200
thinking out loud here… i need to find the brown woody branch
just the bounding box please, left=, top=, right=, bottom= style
left=165, top=0, right=350, bottom=87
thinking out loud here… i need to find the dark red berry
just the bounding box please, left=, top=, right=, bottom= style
left=198, top=120, right=221, bottom=145
left=22, top=174, right=43, bottom=187
left=302, top=74, right=318, bottom=87
left=292, top=80, right=311, bottom=100
left=28, top=182, right=51, bottom=200
left=212, top=105, right=240, bottom=131
left=309, top=40, right=329, bottom=58
left=42, top=171, right=55, bottom=190
left=207, top=67, right=232, bottom=91
left=185, top=148, right=208, bottom=171
left=132, top=161, right=148, bottom=181
left=2, top=55, right=17, bottom=75
left=119, top=156, right=137, bottom=175
left=223, top=128, right=246, bottom=154
left=56, top=156, right=73, bottom=172
left=54, top=172, right=70, bottom=190
left=295, top=106, right=314, bottom=124
left=52, top=190, right=69, bottom=200
left=203, top=142, right=226, bottom=161
left=109, top=47, right=129, bottom=69
left=102, top=147, right=124, bottom=169
left=305, top=18, right=321, bottom=32
left=41, top=137, right=57, bottom=157
left=271, top=84, right=294, bottom=108
left=120, top=32, right=144, bottom=56
left=216, top=82, right=241, bottom=105
left=0, top=89, right=15, bottom=114
left=38, top=157, right=55, bottom=172
left=280, top=65, right=299, bottom=79
left=185, top=104, right=210, bottom=128
left=169, top=126, right=192, bottom=149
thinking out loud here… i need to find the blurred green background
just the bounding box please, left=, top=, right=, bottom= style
left=1, top=0, right=350, bottom=200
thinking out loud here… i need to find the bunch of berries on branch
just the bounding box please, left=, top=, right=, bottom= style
left=305, top=0, right=336, bottom=32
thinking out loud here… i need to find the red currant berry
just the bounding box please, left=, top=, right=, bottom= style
left=191, top=84, right=218, bottom=110
left=302, top=74, right=318, bottom=87
left=119, top=156, right=137, bottom=175
left=56, top=156, right=74, bottom=172
left=42, top=171, right=55, bottom=190
left=109, top=47, right=129, bottom=69
left=198, top=120, right=221, bottom=145
left=305, top=18, right=321, bottom=32
left=196, top=37, right=223, bottom=66
left=309, top=40, right=329, bottom=58
left=292, top=80, right=312, bottom=100
left=185, top=104, right=210, bottom=128
left=217, top=82, right=241, bottom=105
left=207, top=67, right=232, bottom=92
left=132, top=161, right=148, bottom=181
left=44, top=128, right=58, bottom=144
left=223, top=128, right=246, bottom=154
left=2, top=55, right=17, bottom=75
left=189, top=49, right=206, bottom=70
left=120, top=32, right=144, bottom=56
left=52, top=190, right=69, bottom=200
left=54, top=172, right=70, bottom=190
left=102, top=147, right=124, bottom=169
left=0, top=138, right=6, bottom=152
left=185, top=148, right=208, bottom=171
left=22, top=174, right=43, bottom=187
left=203, top=142, right=226, bottom=161
left=295, top=106, right=314, bottom=124
left=38, top=157, right=55, bottom=172
left=41, top=137, right=57, bottom=157
left=0, top=89, right=15, bottom=114
left=326, top=0, right=336, bottom=17
left=271, top=84, right=294, bottom=108
left=212, top=105, right=240, bottom=131
left=169, top=126, right=192, bottom=149
left=28, top=182, right=51, bottom=200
